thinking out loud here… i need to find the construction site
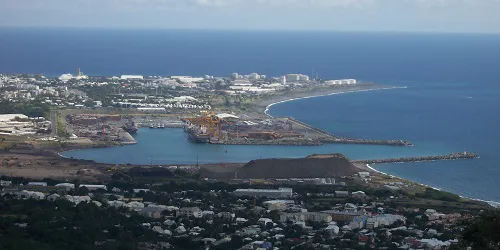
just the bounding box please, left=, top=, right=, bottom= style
left=64, top=114, right=137, bottom=145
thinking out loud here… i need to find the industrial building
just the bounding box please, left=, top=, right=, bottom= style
left=325, top=79, right=357, bottom=85
left=233, top=187, right=293, bottom=198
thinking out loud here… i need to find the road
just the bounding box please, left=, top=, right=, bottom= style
left=50, top=110, right=57, bottom=136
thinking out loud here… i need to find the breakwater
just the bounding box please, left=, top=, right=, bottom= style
left=213, top=139, right=322, bottom=146
left=286, top=117, right=336, bottom=137
left=319, top=138, right=413, bottom=146
left=352, top=152, right=478, bottom=164
left=286, top=117, right=412, bottom=147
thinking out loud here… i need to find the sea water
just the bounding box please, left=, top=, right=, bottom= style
left=1, top=28, right=499, bottom=202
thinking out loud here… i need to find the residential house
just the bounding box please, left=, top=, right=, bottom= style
left=177, top=207, right=202, bottom=218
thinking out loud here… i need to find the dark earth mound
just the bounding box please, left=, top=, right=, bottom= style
left=235, top=153, right=357, bottom=179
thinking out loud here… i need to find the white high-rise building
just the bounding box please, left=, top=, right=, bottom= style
left=231, top=73, right=239, bottom=79
left=249, top=73, right=260, bottom=80
left=59, top=74, right=74, bottom=82
left=285, top=74, right=300, bottom=82
left=299, top=75, right=309, bottom=82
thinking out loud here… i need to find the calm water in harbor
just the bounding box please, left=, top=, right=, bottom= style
left=1, top=28, right=499, bottom=203
left=61, top=80, right=500, bottom=203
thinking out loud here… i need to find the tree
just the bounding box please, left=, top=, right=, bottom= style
left=84, top=99, right=95, bottom=108
left=460, top=211, right=500, bottom=250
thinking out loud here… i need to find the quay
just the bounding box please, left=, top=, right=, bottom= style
left=352, top=152, right=478, bottom=165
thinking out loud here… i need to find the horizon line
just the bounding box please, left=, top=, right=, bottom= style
left=1, top=25, right=499, bottom=36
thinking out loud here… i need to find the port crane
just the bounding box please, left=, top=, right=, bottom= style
left=184, top=111, right=225, bottom=139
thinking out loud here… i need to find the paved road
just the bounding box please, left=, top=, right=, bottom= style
left=50, top=110, right=57, bottom=136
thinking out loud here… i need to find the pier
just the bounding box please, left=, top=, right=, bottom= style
left=352, top=152, right=478, bottom=165
left=319, top=138, right=413, bottom=146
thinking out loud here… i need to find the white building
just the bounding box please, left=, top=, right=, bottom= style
left=352, top=191, right=367, bottom=198
left=233, top=188, right=293, bottom=198
left=64, top=195, right=91, bottom=204
left=55, top=183, right=75, bottom=191
left=217, top=212, right=235, bottom=220
left=280, top=212, right=332, bottom=223
left=358, top=172, right=370, bottom=178
left=177, top=207, right=202, bottom=218
left=285, top=74, right=309, bottom=82
left=79, top=184, right=107, bottom=191
left=285, top=74, right=300, bottom=82
left=262, top=200, right=295, bottom=211
left=59, top=74, right=74, bottom=82
left=170, top=76, right=204, bottom=83
left=120, top=75, right=144, bottom=80
left=326, top=79, right=357, bottom=85
left=17, top=190, right=45, bottom=200
left=249, top=73, right=260, bottom=80
left=27, top=182, right=47, bottom=187
left=324, top=223, right=340, bottom=234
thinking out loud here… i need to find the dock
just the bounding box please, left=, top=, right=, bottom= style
left=352, top=152, right=478, bottom=165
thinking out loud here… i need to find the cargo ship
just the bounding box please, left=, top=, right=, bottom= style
left=185, top=124, right=210, bottom=143
left=122, top=120, right=138, bottom=134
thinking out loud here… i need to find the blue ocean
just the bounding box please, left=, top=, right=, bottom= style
left=1, top=28, right=499, bottom=203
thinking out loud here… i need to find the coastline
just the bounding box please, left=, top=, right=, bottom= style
left=263, top=85, right=408, bottom=117
left=51, top=84, right=499, bottom=207
left=360, top=163, right=500, bottom=208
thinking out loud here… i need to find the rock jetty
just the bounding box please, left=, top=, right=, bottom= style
left=320, top=138, right=413, bottom=147
left=352, top=152, right=478, bottom=164
left=286, top=117, right=413, bottom=147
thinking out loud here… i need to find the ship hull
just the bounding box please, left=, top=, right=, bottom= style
left=188, top=131, right=210, bottom=143
left=122, top=127, right=138, bottom=134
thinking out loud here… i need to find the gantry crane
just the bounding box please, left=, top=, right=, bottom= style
left=184, top=111, right=223, bottom=139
